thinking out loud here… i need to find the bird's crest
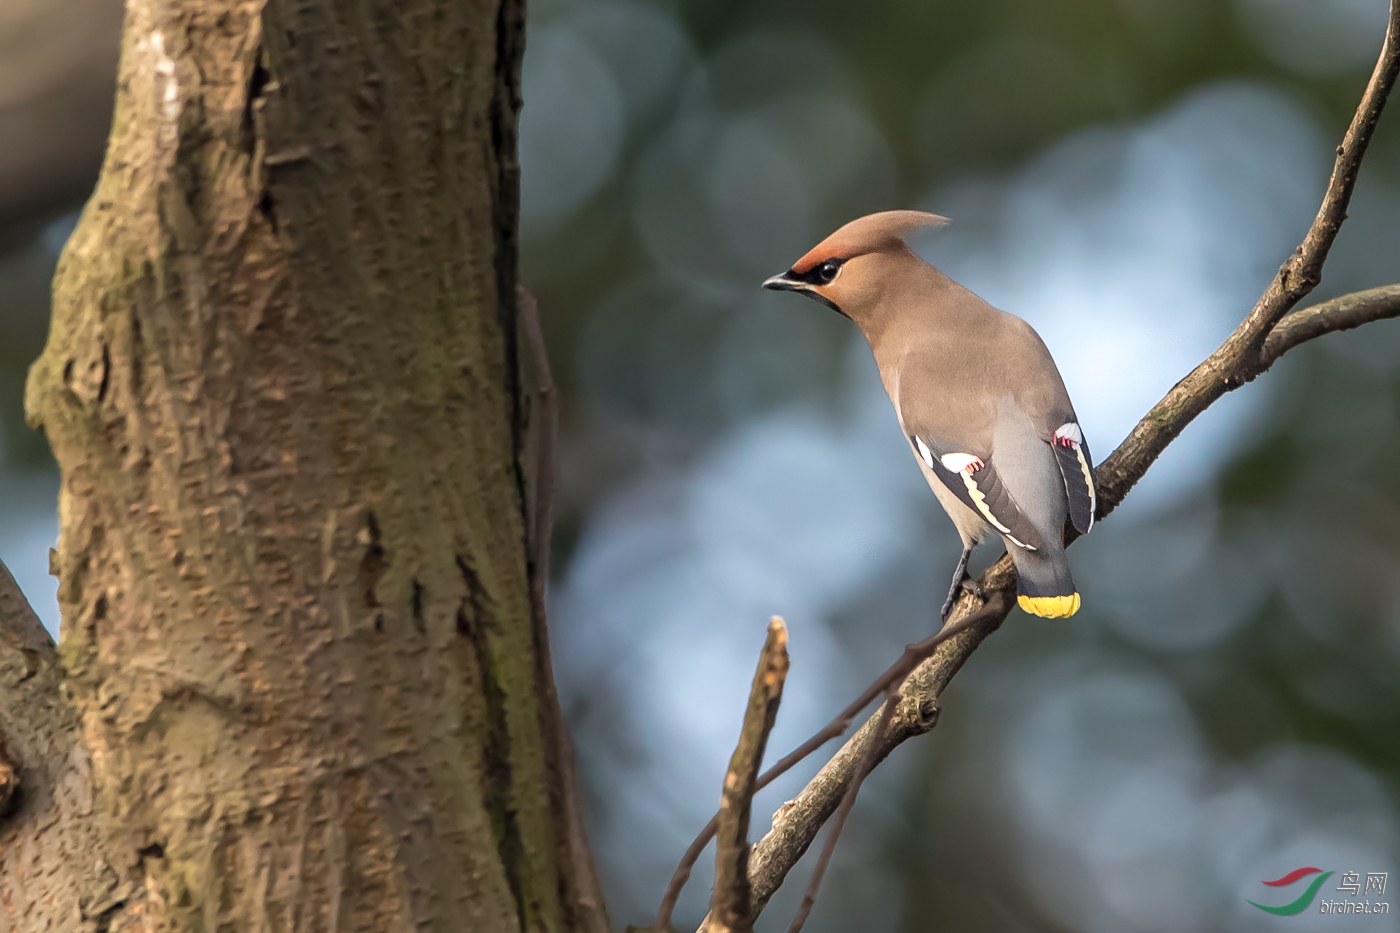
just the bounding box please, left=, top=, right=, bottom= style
left=792, top=210, right=949, bottom=273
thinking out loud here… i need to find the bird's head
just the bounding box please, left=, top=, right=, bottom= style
left=762, top=210, right=948, bottom=322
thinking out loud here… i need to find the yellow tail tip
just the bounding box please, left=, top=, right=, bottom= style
left=1018, top=592, right=1081, bottom=618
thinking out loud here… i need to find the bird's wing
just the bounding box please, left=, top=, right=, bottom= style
left=994, top=314, right=1096, bottom=536
left=907, top=433, right=1048, bottom=552
left=1050, top=422, right=1096, bottom=535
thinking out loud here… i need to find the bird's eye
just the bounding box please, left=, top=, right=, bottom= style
left=816, top=260, right=842, bottom=284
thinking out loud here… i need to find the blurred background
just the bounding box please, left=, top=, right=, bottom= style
left=3, top=0, right=1399, bottom=930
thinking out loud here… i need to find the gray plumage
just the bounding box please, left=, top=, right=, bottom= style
left=763, top=210, right=1095, bottom=618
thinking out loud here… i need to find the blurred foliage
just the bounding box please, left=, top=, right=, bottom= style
left=2, top=0, right=1400, bottom=931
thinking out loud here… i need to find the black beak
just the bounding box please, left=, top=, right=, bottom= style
left=762, top=272, right=803, bottom=292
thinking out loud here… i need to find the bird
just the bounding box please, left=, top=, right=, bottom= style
left=762, top=210, right=1095, bottom=620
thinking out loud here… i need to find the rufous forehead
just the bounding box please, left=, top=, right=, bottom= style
left=791, top=244, right=841, bottom=274
left=790, top=210, right=949, bottom=273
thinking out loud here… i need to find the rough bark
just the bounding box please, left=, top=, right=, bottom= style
left=21, top=0, right=581, bottom=930
left=0, top=560, right=141, bottom=932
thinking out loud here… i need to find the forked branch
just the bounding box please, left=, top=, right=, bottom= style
left=709, top=618, right=790, bottom=933
left=1095, top=0, right=1400, bottom=509
left=654, top=595, right=1012, bottom=930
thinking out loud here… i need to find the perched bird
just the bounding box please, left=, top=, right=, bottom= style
left=763, top=210, right=1095, bottom=620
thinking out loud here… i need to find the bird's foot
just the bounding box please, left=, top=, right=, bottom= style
left=940, top=578, right=984, bottom=624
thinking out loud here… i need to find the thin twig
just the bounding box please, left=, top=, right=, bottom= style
left=786, top=691, right=897, bottom=933
left=757, top=604, right=991, bottom=788
left=1262, top=282, right=1400, bottom=364
left=710, top=618, right=791, bottom=933
left=520, top=285, right=557, bottom=587
left=673, top=5, right=1400, bottom=926
left=519, top=286, right=612, bottom=933
left=696, top=583, right=1014, bottom=932
left=656, top=599, right=1008, bottom=929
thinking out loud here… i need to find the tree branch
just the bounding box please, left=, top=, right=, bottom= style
left=0, top=559, right=142, bottom=929
left=1096, top=0, right=1400, bottom=511
left=661, top=594, right=1011, bottom=932
left=785, top=691, right=896, bottom=933
left=0, top=565, right=50, bottom=823
left=710, top=617, right=790, bottom=933
left=1261, top=283, right=1400, bottom=365
left=689, top=586, right=1015, bottom=931
left=521, top=286, right=558, bottom=589
left=0, top=560, right=62, bottom=805
left=675, top=3, right=1400, bottom=925
left=0, top=563, right=50, bottom=817
left=520, top=286, right=614, bottom=933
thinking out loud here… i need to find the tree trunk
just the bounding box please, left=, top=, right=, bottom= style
left=16, top=0, right=588, bottom=929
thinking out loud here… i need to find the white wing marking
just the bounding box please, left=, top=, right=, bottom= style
left=940, top=452, right=981, bottom=473
left=959, top=472, right=1036, bottom=550
left=913, top=437, right=934, bottom=469
left=1053, top=421, right=1095, bottom=533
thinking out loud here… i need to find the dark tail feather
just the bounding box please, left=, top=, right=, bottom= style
left=1011, top=545, right=1080, bottom=618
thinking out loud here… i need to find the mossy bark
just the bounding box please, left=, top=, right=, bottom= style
left=21, top=0, right=582, bottom=929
